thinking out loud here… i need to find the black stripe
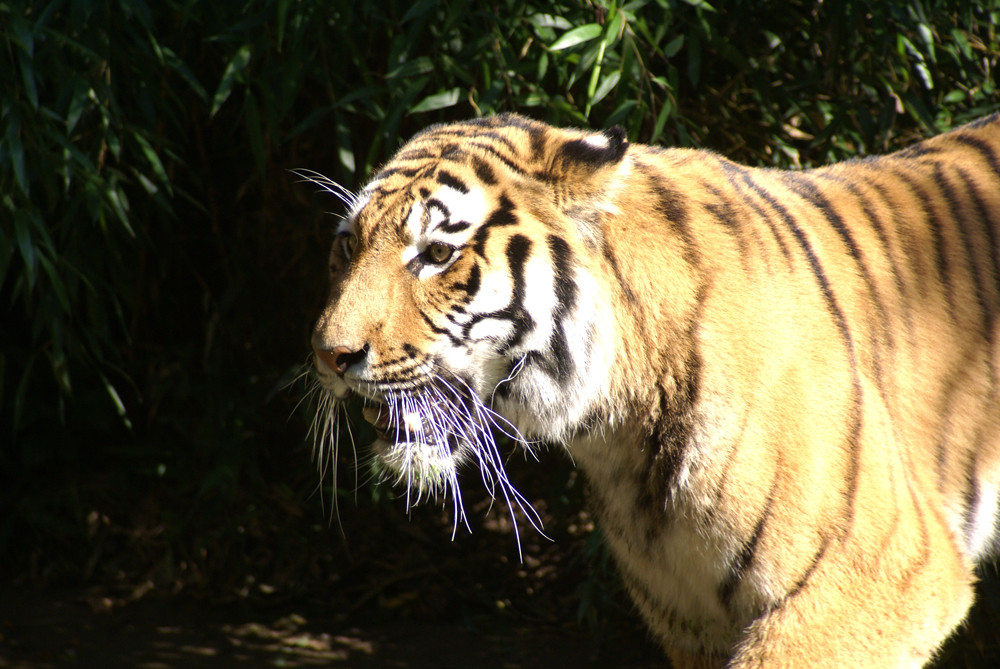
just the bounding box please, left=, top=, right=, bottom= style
left=785, top=536, right=831, bottom=601
left=466, top=141, right=528, bottom=176
left=894, top=144, right=944, bottom=160
left=739, top=171, right=863, bottom=535
left=815, top=172, right=912, bottom=361
left=951, top=133, right=1000, bottom=177
left=954, top=165, right=1000, bottom=290
left=781, top=173, right=865, bottom=266
left=435, top=169, right=468, bottom=193
left=449, top=263, right=481, bottom=301
left=557, top=126, right=629, bottom=168
left=463, top=234, right=535, bottom=349
left=892, top=166, right=956, bottom=309
left=647, top=166, right=699, bottom=269
left=740, top=172, right=854, bottom=351
left=815, top=172, right=908, bottom=306
left=546, top=234, right=578, bottom=384
left=503, top=234, right=534, bottom=350
left=783, top=172, right=893, bottom=402
left=719, top=485, right=775, bottom=609
left=426, top=197, right=450, bottom=219
left=963, top=456, right=981, bottom=553
left=701, top=181, right=755, bottom=269
left=388, top=149, right=439, bottom=165
left=527, top=124, right=547, bottom=162
left=439, top=220, right=471, bottom=234
left=721, top=162, right=792, bottom=265
left=473, top=158, right=497, bottom=185
left=375, top=165, right=424, bottom=181
left=935, top=163, right=991, bottom=340
left=472, top=194, right=518, bottom=256
left=952, top=165, right=1000, bottom=399
left=418, top=310, right=463, bottom=347
left=601, top=240, right=639, bottom=306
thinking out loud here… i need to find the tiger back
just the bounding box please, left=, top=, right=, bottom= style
left=309, top=113, right=1000, bottom=668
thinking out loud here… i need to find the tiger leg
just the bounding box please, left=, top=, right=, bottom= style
left=727, top=528, right=975, bottom=668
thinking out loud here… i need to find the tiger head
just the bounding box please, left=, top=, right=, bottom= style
left=308, top=114, right=635, bottom=516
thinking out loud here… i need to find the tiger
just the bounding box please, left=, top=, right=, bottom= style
left=307, top=112, right=1000, bottom=668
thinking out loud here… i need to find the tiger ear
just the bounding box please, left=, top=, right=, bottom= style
left=556, top=126, right=629, bottom=169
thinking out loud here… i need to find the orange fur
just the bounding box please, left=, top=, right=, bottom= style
left=311, top=114, right=1000, bottom=667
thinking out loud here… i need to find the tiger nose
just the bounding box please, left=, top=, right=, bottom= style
left=312, top=343, right=366, bottom=376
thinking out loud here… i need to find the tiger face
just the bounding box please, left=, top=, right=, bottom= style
left=308, top=113, right=1000, bottom=668
left=309, top=116, right=630, bottom=509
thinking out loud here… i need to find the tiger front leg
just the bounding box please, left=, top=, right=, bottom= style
left=726, top=534, right=975, bottom=669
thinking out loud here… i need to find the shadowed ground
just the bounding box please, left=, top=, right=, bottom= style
left=0, top=584, right=664, bottom=668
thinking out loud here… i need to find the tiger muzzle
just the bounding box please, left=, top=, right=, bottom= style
left=312, top=343, right=365, bottom=376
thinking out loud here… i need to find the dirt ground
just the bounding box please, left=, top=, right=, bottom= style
left=0, top=584, right=664, bottom=668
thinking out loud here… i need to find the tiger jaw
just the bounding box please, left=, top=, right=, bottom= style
left=362, top=402, right=460, bottom=500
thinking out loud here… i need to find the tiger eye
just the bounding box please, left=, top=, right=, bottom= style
left=426, top=242, right=453, bottom=264
left=340, top=233, right=358, bottom=259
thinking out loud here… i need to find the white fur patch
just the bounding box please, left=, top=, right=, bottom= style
left=512, top=253, right=557, bottom=351
left=497, top=266, right=616, bottom=442
left=467, top=260, right=513, bottom=314
left=432, top=186, right=489, bottom=236
left=583, top=133, right=610, bottom=150
left=966, top=477, right=1000, bottom=559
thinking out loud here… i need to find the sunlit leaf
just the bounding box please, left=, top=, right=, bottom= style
left=386, top=57, right=435, bottom=80
left=680, top=0, right=715, bottom=11
left=591, top=71, right=621, bottom=107
left=409, top=88, right=462, bottom=113
left=211, top=45, right=252, bottom=117
left=650, top=98, right=673, bottom=144
left=133, top=132, right=172, bottom=194
left=528, top=13, right=573, bottom=31
left=549, top=23, right=602, bottom=51
left=101, top=373, right=133, bottom=430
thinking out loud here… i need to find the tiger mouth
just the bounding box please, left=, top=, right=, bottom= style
left=362, top=403, right=427, bottom=443
left=361, top=400, right=459, bottom=498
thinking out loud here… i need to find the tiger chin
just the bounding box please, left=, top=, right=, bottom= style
left=306, top=112, right=1000, bottom=668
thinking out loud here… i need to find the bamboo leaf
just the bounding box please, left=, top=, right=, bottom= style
left=549, top=23, right=602, bottom=51
left=133, top=132, right=172, bottom=194
left=13, top=209, right=37, bottom=289
left=211, top=45, right=252, bottom=117
left=386, top=57, right=435, bottom=80
left=244, top=93, right=266, bottom=175
left=409, top=88, right=462, bottom=113
left=591, top=70, right=620, bottom=107
left=663, top=34, right=684, bottom=58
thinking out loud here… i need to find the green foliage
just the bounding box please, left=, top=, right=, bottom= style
left=1, top=1, right=999, bottom=664
left=3, top=0, right=998, bottom=442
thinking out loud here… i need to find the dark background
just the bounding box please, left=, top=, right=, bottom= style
left=2, top=1, right=999, bottom=666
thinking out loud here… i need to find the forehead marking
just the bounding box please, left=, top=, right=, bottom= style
left=397, top=184, right=491, bottom=267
